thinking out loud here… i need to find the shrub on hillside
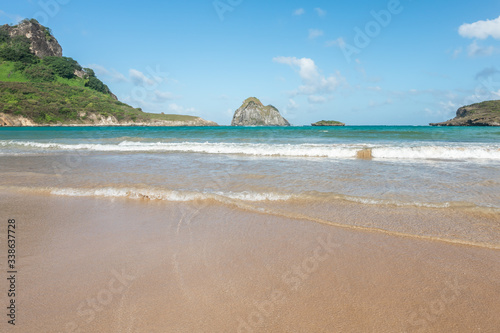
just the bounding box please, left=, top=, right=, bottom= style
left=85, top=76, right=111, bottom=94
left=0, top=27, right=10, bottom=43
left=0, top=35, right=37, bottom=65
left=42, top=56, right=81, bottom=79
left=24, top=63, right=55, bottom=82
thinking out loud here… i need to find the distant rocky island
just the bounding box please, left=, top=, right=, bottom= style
left=430, top=100, right=500, bottom=126
left=231, top=97, right=290, bottom=126
left=311, top=120, right=345, bottom=126
left=0, top=19, right=217, bottom=127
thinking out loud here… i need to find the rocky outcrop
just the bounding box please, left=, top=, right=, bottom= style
left=2, top=19, right=62, bottom=58
left=0, top=112, right=218, bottom=127
left=0, top=112, right=37, bottom=126
left=430, top=100, right=500, bottom=126
left=231, top=97, right=290, bottom=126
left=311, top=120, right=345, bottom=126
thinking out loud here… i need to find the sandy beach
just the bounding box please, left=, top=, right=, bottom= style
left=1, top=189, right=499, bottom=332
left=2, top=0, right=500, bottom=330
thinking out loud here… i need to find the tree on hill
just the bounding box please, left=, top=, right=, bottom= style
left=82, top=67, right=95, bottom=79
left=0, top=35, right=37, bottom=66
left=85, top=76, right=111, bottom=94
left=42, top=56, right=81, bottom=79
left=0, top=27, right=10, bottom=43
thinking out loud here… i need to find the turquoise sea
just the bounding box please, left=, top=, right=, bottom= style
left=0, top=125, right=499, bottom=205
left=1, top=125, right=499, bottom=145
left=1, top=125, right=499, bottom=248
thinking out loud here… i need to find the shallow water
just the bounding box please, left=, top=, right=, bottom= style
left=0, top=126, right=499, bottom=247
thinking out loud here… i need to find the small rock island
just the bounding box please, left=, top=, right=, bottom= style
left=311, top=120, right=345, bottom=126
left=231, top=97, right=290, bottom=126
left=430, top=100, right=500, bottom=126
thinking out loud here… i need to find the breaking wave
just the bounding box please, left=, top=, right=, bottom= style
left=1, top=140, right=500, bottom=160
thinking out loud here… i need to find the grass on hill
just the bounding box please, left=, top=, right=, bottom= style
left=0, top=60, right=198, bottom=125
left=55, top=75, right=86, bottom=87
left=0, top=61, right=29, bottom=82
left=0, top=81, right=197, bottom=124
left=469, top=100, right=500, bottom=113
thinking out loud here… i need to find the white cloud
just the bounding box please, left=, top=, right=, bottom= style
left=432, top=83, right=500, bottom=120
left=87, top=64, right=128, bottom=82
left=273, top=56, right=344, bottom=99
left=475, top=66, right=500, bottom=80
left=0, top=10, right=23, bottom=24
left=458, top=15, right=500, bottom=39
left=325, top=37, right=345, bottom=48
left=110, top=70, right=128, bottom=82
left=452, top=47, right=462, bottom=58
left=315, top=8, right=327, bottom=17
left=308, top=95, right=327, bottom=104
left=474, top=67, right=500, bottom=96
left=467, top=40, right=495, bottom=57
left=154, top=90, right=175, bottom=101
left=425, top=106, right=454, bottom=119
left=167, top=103, right=197, bottom=115
left=308, top=29, right=324, bottom=39
left=129, top=69, right=155, bottom=86
left=368, top=99, right=392, bottom=108
left=293, top=8, right=305, bottom=16
left=439, top=100, right=457, bottom=111
left=287, top=99, right=299, bottom=110
left=88, top=64, right=109, bottom=76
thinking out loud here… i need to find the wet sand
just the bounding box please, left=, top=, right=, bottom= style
left=1, top=190, right=500, bottom=332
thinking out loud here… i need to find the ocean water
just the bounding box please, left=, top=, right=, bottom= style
left=1, top=126, right=499, bottom=247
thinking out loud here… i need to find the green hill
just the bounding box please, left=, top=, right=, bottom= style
left=0, top=19, right=216, bottom=126
left=430, top=100, right=500, bottom=126
left=0, top=81, right=201, bottom=124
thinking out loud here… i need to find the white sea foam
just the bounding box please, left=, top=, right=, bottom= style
left=371, top=146, right=500, bottom=160
left=2, top=140, right=500, bottom=160
left=45, top=186, right=476, bottom=209
left=49, top=187, right=292, bottom=202
left=339, top=195, right=454, bottom=208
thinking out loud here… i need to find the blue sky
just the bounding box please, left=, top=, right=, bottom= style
left=1, top=0, right=500, bottom=125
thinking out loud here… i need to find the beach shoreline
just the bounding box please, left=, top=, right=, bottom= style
left=1, top=190, right=499, bottom=332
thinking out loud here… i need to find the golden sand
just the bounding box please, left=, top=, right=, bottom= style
left=0, top=190, right=499, bottom=332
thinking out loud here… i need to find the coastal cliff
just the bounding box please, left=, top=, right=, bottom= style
left=430, top=100, right=500, bottom=126
left=231, top=97, right=290, bottom=126
left=0, top=111, right=217, bottom=127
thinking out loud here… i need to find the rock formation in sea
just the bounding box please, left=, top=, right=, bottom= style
left=311, top=120, right=345, bottom=126
left=430, top=100, right=500, bottom=126
left=231, top=97, right=290, bottom=126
